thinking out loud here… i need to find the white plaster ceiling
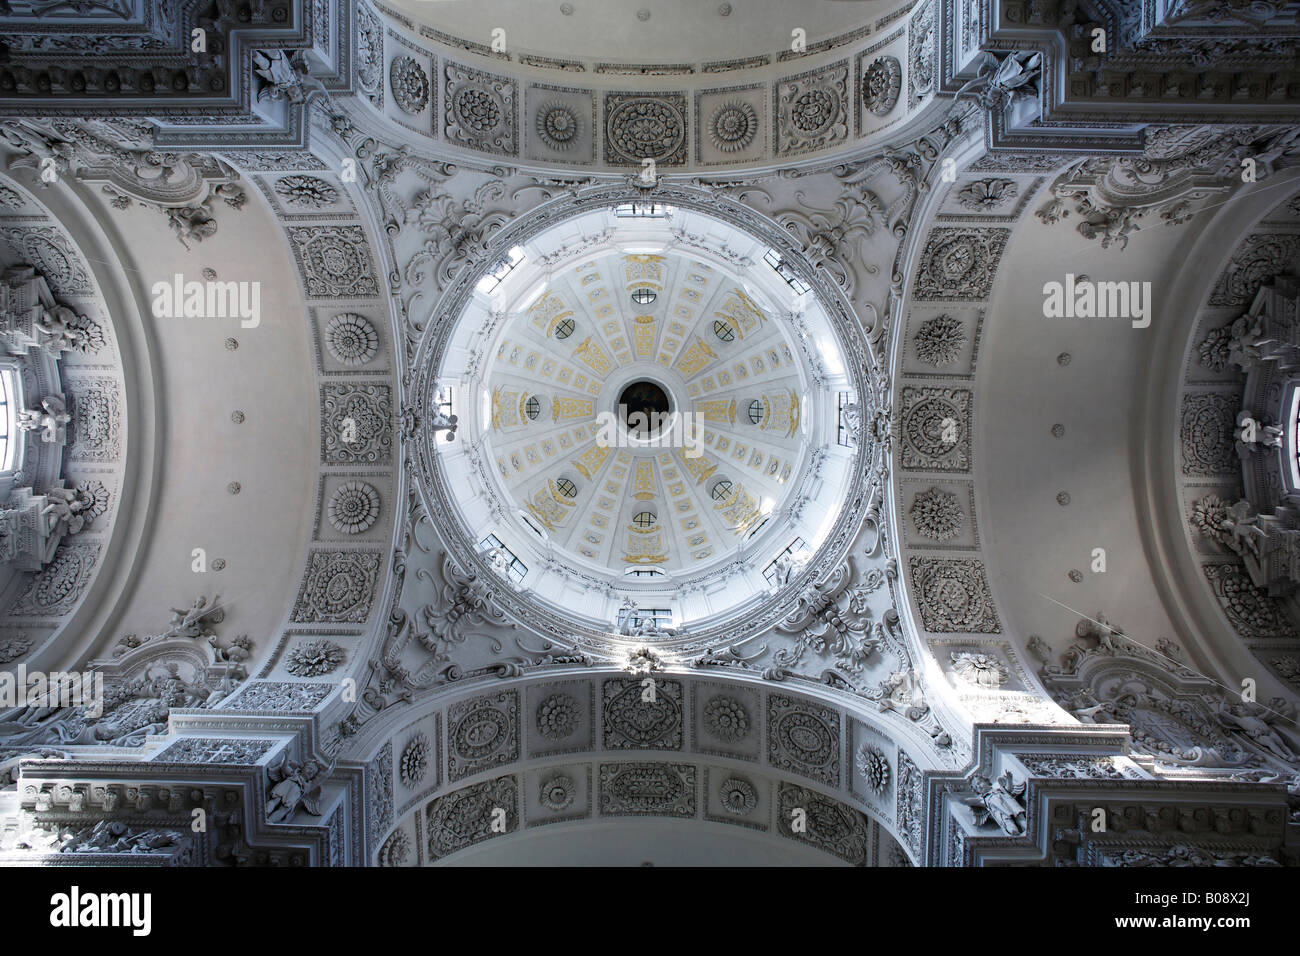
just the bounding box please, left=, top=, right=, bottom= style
left=972, top=171, right=1300, bottom=691
left=385, top=0, right=887, bottom=64
left=431, top=817, right=846, bottom=865
left=79, top=178, right=319, bottom=668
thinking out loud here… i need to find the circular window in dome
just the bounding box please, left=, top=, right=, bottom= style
left=713, top=319, right=736, bottom=342
left=524, top=396, right=541, bottom=420
left=553, top=317, right=575, bottom=339
left=710, top=478, right=733, bottom=501
left=631, top=288, right=657, bottom=306
left=747, top=400, right=764, bottom=425
left=556, top=477, right=578, bottom=498
left=632, top=511, right=657, bottom=529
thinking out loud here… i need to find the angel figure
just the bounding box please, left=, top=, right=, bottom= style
left=42, top=485, right=90, bottom=537
left=484, top=547, right=513, bottom=581
left=1228, top=314, right=1266, bottom=370
left=1215, top=701, right=1297, bottom=762
left=166, top=595, right=222, bottom=640
left=165, top=203, right=218, bottom=250
left=36, top=304, right=86, bottom=354
left=252, top=49, right=324, bottom=106
left=428, top=399, right=459, bottom=441
left=17, top=395, right=70, bottom=444
left=967, top=772, right=1028, bottom=836
left=1219, top=498, right=1268, bottom=563
left=839, top=400, right=861, bottom=446
left=617, top=597, right=641, bottom=637
left=764, top=548, right=795, bottom=587
left=954, top=52, right=1042, bottom=114
left=632, top=615, right=677, bottom=639
left=266, top=753, right=333, bottom=824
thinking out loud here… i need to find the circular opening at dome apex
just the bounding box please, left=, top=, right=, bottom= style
left=618, top=380, right=671, bottom=437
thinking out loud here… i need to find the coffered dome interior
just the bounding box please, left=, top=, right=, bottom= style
left=434, top=204, right=855, bottom=630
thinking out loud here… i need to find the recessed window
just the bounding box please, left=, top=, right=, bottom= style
left=624, top=566, right=666, bottom=578
left=615, top=202, right=671, bottom=218
left=617, top=606, right=673, bottom=630
left=763, top=248, right=811, bottom=295
left=631, top=288, right=657, bottom=307
left=710, top=479, right=733, bottom=501
left=475, top=245, right=525, bottom=294
left=632, top=511, right=656, bottom=529
left=713, top=319, right=736, bottom=342
left=0, top=370, right=13, bottom=472
left=517, top=511, right=547, bottom=538
left=747, top=400, right=764, bottom=425
left=479, top=534, right=528, bottom=585
left=524, top=396, right=540, bottom=420
left=553, top=317, right=575, bottom=339
left=556, top=477, right=577, bottom=498
left=763, top=537, right=808, bottom=586
left=837, top=391, right=851, bottom=447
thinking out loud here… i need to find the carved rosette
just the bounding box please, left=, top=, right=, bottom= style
left=862, top=56, right=902, bottom=116
left=604, top=93, right=687, bottom=166
left=777, top=63, right=849, bottom=156
left=445, top=63, right=516, bottom=156
left=389, top=56, right=430, bottom=115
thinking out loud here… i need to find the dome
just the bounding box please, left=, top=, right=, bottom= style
left=426, top=202, right=858, bottom=633
left=383, top=0, right=880, bottom=66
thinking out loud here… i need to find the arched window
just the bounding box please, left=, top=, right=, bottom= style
left=0, top=369, right=15, bottom=472
left=747, top=400, right=764, bottom=425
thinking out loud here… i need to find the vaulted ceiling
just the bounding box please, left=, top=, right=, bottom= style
left=0, top=0, right=1297, bottom=870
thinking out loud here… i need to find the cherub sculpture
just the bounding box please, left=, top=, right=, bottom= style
left=41, top=485, right=91, bottom=537
left=17, top=395, right=70, bottom=444
left=266, top=753, right=333, bottom=824
left=37, top=304, right=86, bottom=354
left=954, top=52, right=1042, bottom=114
left=1215, top=700, right=1297, bottom=762
left=966, top=772, right=1028, bottom=836
left=165, top=595, right=222, bottom=640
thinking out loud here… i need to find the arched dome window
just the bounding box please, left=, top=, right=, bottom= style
left=0, top=368, right=15, bottom=472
